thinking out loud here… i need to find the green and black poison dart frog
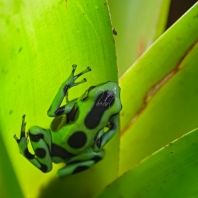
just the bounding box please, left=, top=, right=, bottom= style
left=14, top=64, right=122, bottom=177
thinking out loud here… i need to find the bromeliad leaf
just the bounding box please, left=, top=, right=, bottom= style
left=96, top=128, right=198, bottom=198
left=119, top=2, right=198, bottom=175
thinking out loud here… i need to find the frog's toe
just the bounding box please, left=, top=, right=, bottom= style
left=21, top=115, right=27, bottom=131
left=72, top=64, right=77, bottom=74
left=14, top=132, right=26, bottom=143
left=72, top=64, right=77, bottom=68
left=72, top=78, right=87, bottom=87
left=86, top=66, right=91, bottom=72
left=69, top=64, right=91, bottom=87
left=14, top=134, right=20, bottom=143
left=14, top=115, right=28, bottom=143
left=81, top=78, right=87, bottom=83
left=75, top=66, right=91, bottom=78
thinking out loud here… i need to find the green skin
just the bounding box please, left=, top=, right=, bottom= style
left=14, top=64, right=122, bottom=178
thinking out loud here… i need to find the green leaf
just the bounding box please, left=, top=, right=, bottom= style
left=108, top=0, right=171, bottom=76
left=0, top=133, right=24, bottom=198
left=119, top=3, right=198, bottom=174
left=96, top=128, right=198, bottom=198
left=0, top=0, right=118, bottom=197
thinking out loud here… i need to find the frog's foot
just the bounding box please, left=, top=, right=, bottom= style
left=14, top=116, right=52, bottom=173
left=14, top=115, right=27, bottom=146
left=14, top=115, right=34, bottom=159
left=69, top=64, right=91, bottom=87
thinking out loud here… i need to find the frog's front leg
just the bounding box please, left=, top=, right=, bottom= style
left=57, top=149, right=104, bottom=178
left=14, top=115, right=52, bottom=173
left=94, top=114, right=119, bottom=152
left=47, top=64, right=91, bottom=117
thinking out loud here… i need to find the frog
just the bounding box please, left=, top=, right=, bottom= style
left=14, top=64, right=122, bottom=178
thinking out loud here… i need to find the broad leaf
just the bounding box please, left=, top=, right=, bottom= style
left=120, top=3, right=198, bottom=175
left=96, top=128, right=198, bottom=198
left=0, top=133, right=23, bottom=198
left=108, top=0, right=171, bottom=76
left=0, top=0, right=118, bottom=197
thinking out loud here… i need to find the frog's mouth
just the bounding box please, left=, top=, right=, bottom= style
left=84, top=91, right=115, bottom=130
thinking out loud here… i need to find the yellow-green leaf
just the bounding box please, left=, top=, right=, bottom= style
left=120, top=3, right=198, bottom=175
left=108, top=0, right=171, bottom=76
left=0, top=133, right=23, bottom=198
left=0, top=0, right=118, bottom=197
left=96, top=128, right=198, bottom=198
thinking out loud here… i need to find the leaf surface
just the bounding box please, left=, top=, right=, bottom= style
left=108, top=0, right=171, bottom=76
left=0, top=133, right=24, bottom=198
left=120, top=3, right=198, bottom=174
left=0, top=0, right=118, bottom=197
left=97, top=128, right=198, bottom=198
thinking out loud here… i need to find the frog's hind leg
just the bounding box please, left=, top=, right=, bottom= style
left=57, top=149, right=104, bottom=178
left=14, top=115, right=52, bottom=173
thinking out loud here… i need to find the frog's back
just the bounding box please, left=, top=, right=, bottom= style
left=52, top=81, right=122, bottom=155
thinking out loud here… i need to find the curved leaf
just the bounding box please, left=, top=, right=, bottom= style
left=0, top=0, right=117, bottom=197
left=120, top=3, right=198, bottom=174
left=108, top=0, right=171, bottom=76
left=96, top=128, right=198, bottom=198
left=0, top=133, right=23, bottom=198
